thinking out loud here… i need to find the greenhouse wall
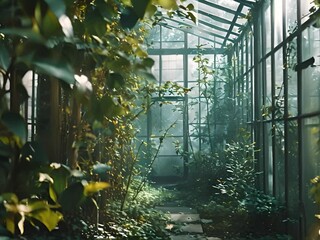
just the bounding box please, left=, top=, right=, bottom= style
left=142, top=0, right=320, bottom=238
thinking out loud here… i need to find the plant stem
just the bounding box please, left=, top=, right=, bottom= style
left=120, top=141, right=144, bottom=211
left=131, top=121, right=177, bottom=201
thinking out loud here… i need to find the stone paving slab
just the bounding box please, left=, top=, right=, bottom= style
left=155, top=206, right=198, bottom=214
left=168, top=213, right=200, bottom=223
left=170, top=235, right=206, bottom=240
left=180, top=223, right=203, bottom=233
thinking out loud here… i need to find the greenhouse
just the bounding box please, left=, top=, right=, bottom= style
left=0, top=0, right=320, bottom=239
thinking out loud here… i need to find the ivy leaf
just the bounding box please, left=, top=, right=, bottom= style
left=187, top=11, right=197, bottom=24
left=1, top=112, right=26, bottom=144
left=186, top=3, right=194, bottom=11
left=32, top=57, right=75, bottom=85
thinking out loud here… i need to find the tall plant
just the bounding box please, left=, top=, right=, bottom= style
left=0, top=0, right=196, bottom=236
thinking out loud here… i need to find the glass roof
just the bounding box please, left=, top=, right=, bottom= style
left=161, top=0, right=255, bottom=49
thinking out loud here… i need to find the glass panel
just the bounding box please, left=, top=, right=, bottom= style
left=264, top=1, right=272, bottom=53
left=274, top=122, right=285, bottom=203
left=264, top=122, right=273, bottom=194
left=287, top=38, right=298, bottom=117
left=274, top=0, right=283, bottom=46
left=286, top=0, right=297, bottom=34
left=161, top=27, right=184, bottom=48
left=188, top=82, right=200, bottom=98
left=274, top=50, right=284, bottom=119
left=188, top=34, right=199, bottom=48
left=246, top=71, right=253, bottom=123
left=301, top=0, right=314, bottom=24
left=148, top=25, right=160, bottom=47
left=134, top=110, right=148, bottom=136
left=151, top=55, right=160, bottom=82
left=287, top=120, right=299, bottom=237
left=151, top=101, right=184, bottom=136
left=162, top=55, right=184, bottom=82
left=152, top=155, right=184, bottom=177
left=301, top=27, right=320, bottom=114
left=188, top=54, right=199, bottom=84
left=198, top=2, right=234, bottom=21
left=188, top=97, right=200, bottom=133
left=247, top=35, right=252, bottom=69
left=264, top=57, right=272, bottom=120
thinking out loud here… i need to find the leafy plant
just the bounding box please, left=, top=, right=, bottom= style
left=213, top=142, right=257, bottom=203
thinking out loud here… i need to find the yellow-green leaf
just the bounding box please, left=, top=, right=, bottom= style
left=49, top=185, right=58, bottom=203
left=5, top=213, right=15, bottom=234
left=83, top=182, right=110, bottom=196
left=29, top=209, right=63, bottom=231
left=153, top=0, right=178, bottom=10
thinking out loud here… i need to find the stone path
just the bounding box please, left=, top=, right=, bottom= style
left=155, top=202, right=221, bottom=240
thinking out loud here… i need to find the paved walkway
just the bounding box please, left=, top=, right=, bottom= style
left=155, top=202, right=221, bottom=240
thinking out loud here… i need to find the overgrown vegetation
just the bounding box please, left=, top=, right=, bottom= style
left=173, top=47, right=291, bottom=239
left=0, top=0, right=195, bottom=238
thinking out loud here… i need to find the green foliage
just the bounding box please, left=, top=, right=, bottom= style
left=214, top=142, right=257, bottom=202
left=0, top=0, right=196, bottom=238
left=0, top=193, right=62, bottom=235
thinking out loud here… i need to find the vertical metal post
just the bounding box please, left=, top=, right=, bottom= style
left=271, top=0, right=277, bottom=197
left=282, top=0, right=290, bottom=234
left=296, top=0, right=304, bottom=238
left=183, top=32, right=189, bottom=179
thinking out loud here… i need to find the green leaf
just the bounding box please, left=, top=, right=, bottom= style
left=96, top=0, right=116, bottom=21
left=0, top=41, right=11, bottom=71
left=0, top=193, right=18, bottom=204
left=44, top=0, right=66, bottom=17
left=58, top=182, right=85, bottom=211
left=32, top=58, right=75, bottom=85
left=0, top=141, right=13, bottom=157
left=187, top=11, right=197, bottom=24
left=142, top=57, right=155, bottom=68
left=1, top=112, right=26, bottom=144
left=120, top=7, right=139, bottom=29
left=41, top=9, right=62, bottom=38
left=132, top=0, right=151, bottom=18
left=29, top=208, right=63, bottom=231
left=49, top=184, right=58, bottom=203
left=153, top=0, right=178, bottom=10
left=0, top=28, right=45, bottom=43
left=186, top=3, right=194, bottom=11
left=107, top=73, right=125, bottom=89
left=20, top=141, right=49, bottom=163
left=49, top=163, right=71, bottom=195
left=144, top=2, right=157, bottom=19
left=83, top=182, right=110, bottom=196
left=85, top=9, right=106, bottom=35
